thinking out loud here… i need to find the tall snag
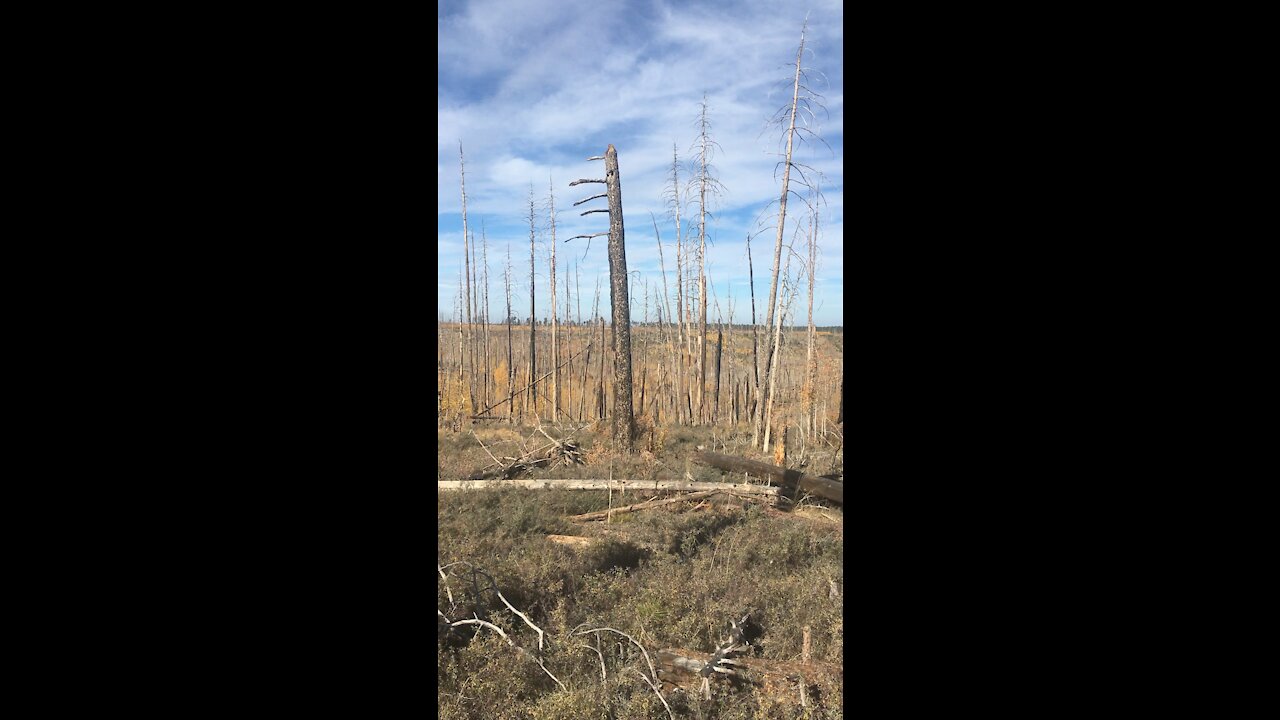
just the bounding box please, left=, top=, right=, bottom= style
left=459, top=142, right=475, bottom=414
left=570, top=144, right=635, bottom=452
left=691, top=95, right=725, bottom=425
left=664, top=145, right=688, bottom=425
left=504, top=243, right=515, bottom=423
left=547, top=176, right=559, bottom=423
left=755, top=18, right=829, bottom=447
left=526, top=185, right=538, bottom=420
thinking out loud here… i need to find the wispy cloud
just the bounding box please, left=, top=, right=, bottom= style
left=438, top=0, right=844, bottom=325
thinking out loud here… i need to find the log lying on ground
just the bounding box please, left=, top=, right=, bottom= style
left=438, top=479, right=779, bottom=498
left=692, top=451, right=843, bottom=505
left=792, top=506, right=842, bottom=523
left=568, top=490, right=722, bottom=522
left=546, top=534, right=596, bottom=548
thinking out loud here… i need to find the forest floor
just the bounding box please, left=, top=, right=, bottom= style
left=437, top=421, right=844, bottom=719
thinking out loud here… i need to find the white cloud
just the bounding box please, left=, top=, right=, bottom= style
left=439, top=0, right=844, bottom=325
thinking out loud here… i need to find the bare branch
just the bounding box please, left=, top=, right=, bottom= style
left=568, top=232, right=608, bottom=241
left=450, top=617, right=510, bottom=643
left=471, top=430, right=502, bottom=468
left=569, top=179, right=606, bottom=186
left=580, top=209, right=609, bottom=216
left=494, top=588, right=547, bottom=655
left=633, top=668, right=676, bottom=720
left=438, top=564, right=454, bottom=607
left=573, top=627, right=660, bottom=688
left=586, top=155, right=605, bottom=161
left=573, top=193, right=607, bottom=206
left=450, top=617, right=567, bottom=692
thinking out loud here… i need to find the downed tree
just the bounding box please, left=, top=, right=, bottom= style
left=437, top=479, right=779, bottom=498
left=692, top=451, right=842, bottom=505
left=568, top=490, right=722, bottom=523
left=546, top=534, right=596, bottom=548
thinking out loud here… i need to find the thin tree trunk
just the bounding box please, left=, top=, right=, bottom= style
left=746, top=233, right=760, bottom=423
left=713, top=328, right=723, bottom=423
left=695, top=96, right=713, bottom=425
left=763, top=252, right=795, bottom=452
left=505, top=243, right=515, bottom=424
left=805, top=208, right=818, bottom=436
left=482, top=224, right=491, bottom=410
left=459, top=143, right=475, bottom=415
left=668, top=145, right=688, bottom=426
left=527, top=188, right=538, bottom=421
left=653, top=214, right=681, bottom=427
left=756, top=22, right=807, bottom=448
left=548, top=177, right=559, bottom=423
left=457, top=264, right=465, bottom=384
left=564, top=251, right=572, bottom=423
left=598, top=317, right=606, bottom=420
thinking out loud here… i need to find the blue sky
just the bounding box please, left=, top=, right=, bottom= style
left=438, top=0, right=843, bottom=326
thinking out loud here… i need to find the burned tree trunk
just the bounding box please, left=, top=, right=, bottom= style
left=570, top=145, right=635, bottom=452
left=527, top=187, right=538, bottom=420
left=548, top=177, right=559, bottom=423
left=604, top=145, right=635, bottom=452
left=692, top=451, right=842, bottom=505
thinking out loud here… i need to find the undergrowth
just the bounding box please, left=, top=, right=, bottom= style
left=438, top=486, right=843, bottom=719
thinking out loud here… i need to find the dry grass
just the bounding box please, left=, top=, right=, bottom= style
left=438, top=421, right=843, bottom=719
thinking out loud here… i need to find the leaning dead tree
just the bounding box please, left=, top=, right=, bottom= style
left=755, top=18, right=830, bottom=450
left=570, top=144, right=635, bottom=452
left=692, top=450, right=842, bottom=504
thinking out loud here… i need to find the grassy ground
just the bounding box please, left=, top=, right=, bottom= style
left=438, top=423, right=843, bottom=719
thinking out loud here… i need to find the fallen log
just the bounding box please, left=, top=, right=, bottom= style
left=546, top=534, right=596, bottom=548
left=568, top=490, right=721, bottom=523
left=438, top=479, right=779, bottom=498
left=792, top=506, right=842, bottom=523
left=692, top=451, right=842, bottom=505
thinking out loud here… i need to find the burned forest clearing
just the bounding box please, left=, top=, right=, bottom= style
left=438, top=419, right=844, bottom=719
left=438, top=13, right=843, bottom=718
left=437, top=327, right=844, bottom=719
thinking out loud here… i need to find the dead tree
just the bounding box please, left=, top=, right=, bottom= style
left=459, top=143, right=475, bottom=415
left=763, top=247, right=796, bottom=452
left=756, top=20, right=818, bottom=448
left=804, top=201, right=819, bottom=436
left=564, top=250, right=572, bottom=422
left=692, top=450, right=843, bottom=505
left=837, top=367, right=843, bottom=425
left=482, top=223, right=492, bottom=410
left=504, top=243, right=515, bottom=423
left=526, top=186, right=538, bottom=420
left=548, top=176, right=560, bottom=423
left=746, top=233, right=760, bottom=423
left=664, top=145, right=688, bottom=425
left=653, top=213, right=681, bottom=426
left=691, top=94, right=726, bottom=424
left=570, top=144, right=635, bottom=452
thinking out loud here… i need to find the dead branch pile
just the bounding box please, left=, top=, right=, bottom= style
left=464, top=425, right=585, bottom=480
